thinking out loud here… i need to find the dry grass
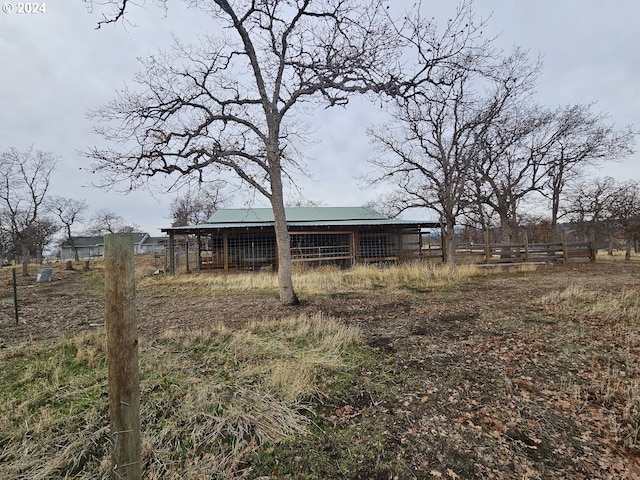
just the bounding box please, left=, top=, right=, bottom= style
left=539, top=283, right=595, bottom=309
left=540, top=284, right=640, bottom=326
left=597, top=249, right=640, bottom=262
left=297, top=262, right=482, bottom=294
left=0, top=313, right=361, bottom=479
left=589, top=288, right=640, bottom=325
left=0, top=335, right=109, bottom=479
left=588, top=366, right=640, bottom=450
left=540, top=281, right=640, bottom=450
left=138, top=261, right=484, bottom=296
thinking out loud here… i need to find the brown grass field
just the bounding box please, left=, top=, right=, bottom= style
left=0, top=254, right=639, bottom=479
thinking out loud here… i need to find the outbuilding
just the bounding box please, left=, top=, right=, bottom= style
left=161, top=206, right=439, bottom=273
left=60, top=233, right=167, bottom=260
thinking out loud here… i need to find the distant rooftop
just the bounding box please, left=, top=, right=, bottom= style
left=60, top=232, right=157, bottom=247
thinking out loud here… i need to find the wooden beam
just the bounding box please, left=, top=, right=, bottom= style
left=185, top=237, right=190, bottom=273
left=168, top=233, right=175, bottom=274
left=196, top=235, right=201, bottom=272
left=352, top=231, right=359, bottom=266
left=223, top=232, right=229, bottom=272
left=104, top=234, right=141, bottom=480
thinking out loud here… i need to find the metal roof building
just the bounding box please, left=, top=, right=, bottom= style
left=59, top=233, right=167, bottom=260
left=161, top=207, right=439, bottom=273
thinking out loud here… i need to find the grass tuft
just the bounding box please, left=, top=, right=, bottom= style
left=0, top=313, right=361, bottom=479
left=589, top=288, right=640, bottom=325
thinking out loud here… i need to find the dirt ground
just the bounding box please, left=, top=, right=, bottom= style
left=1, top=261, right=637, bottom=345
left=1, top=260, right=640, bottom=478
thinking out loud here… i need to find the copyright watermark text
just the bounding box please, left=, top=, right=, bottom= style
left=2, top=3, right=46, bottom=14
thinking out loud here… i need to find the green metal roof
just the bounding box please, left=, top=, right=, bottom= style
left=161, top=207, right=440, bottom=233
left=207, top=207, right=388, bottom=224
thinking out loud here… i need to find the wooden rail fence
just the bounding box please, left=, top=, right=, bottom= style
left=422, top=232, right=597, bottom=264
left=452, top=231, right=596, bottom=264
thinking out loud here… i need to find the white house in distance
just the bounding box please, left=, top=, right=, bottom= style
left=59, top=233, right=168, bottom=260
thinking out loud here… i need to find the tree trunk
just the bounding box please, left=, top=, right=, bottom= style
left=269, top=162, right=299, bottom=306
left=625, top=238, right=631, bottom=261
left=443, top=218, right=456, bottom=265
left=607, top=234, right=614, bottom=256
left=497, top=214, right=512, bottom=258
left=498, top=213, right=511, bottom=244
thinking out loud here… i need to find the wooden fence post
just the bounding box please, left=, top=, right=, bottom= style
left=104, top=234, right=141, bottom=480
left=561, top=230, right=568, bottom=263
left=196, top=235, right=202, bottom=272
left=168, top=233, right=175, bottom=274
left=185, top=237, right=190, bottom=273
left=223, top=232, right=229, bottom=272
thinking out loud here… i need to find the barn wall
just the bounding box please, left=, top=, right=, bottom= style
left=197, top=226, right=423, bottom=271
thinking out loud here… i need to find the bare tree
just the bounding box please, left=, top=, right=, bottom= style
left=85, top=0, right=481, bottom=304
left=170, top=185, right=224, bottom=227
left=49, top=196, right=89, bottom=261
left=20, top=217, right=60, bottom=265
left=0, top=147, right=57, bottom=274
left=542, top=104, right=635, bottom=231
left=86, top=209, right=140, bottom=235
left=367, top=45, right=538, bottom=263
left=563, top=176, right=616, bottom=245
left=473, top=101, right=559, bottom=243
left=606, top=179, right=640, bottom=260
left=0, top=219, right=9, bottom=265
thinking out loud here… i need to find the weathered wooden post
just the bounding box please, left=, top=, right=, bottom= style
left=185, top=237, right=190, bottom=273
left=104, top=234, right=141, bottom=480
left=223, top=232, right=229, bottom=272
left=523, top=230, right=530, bottom=263
left=196, top=234, right=202, bottom=272
left=168, top=232, right=175, bottom=274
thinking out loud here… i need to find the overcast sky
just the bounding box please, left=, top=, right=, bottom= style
left=1, top=1, right=638, bottom=235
